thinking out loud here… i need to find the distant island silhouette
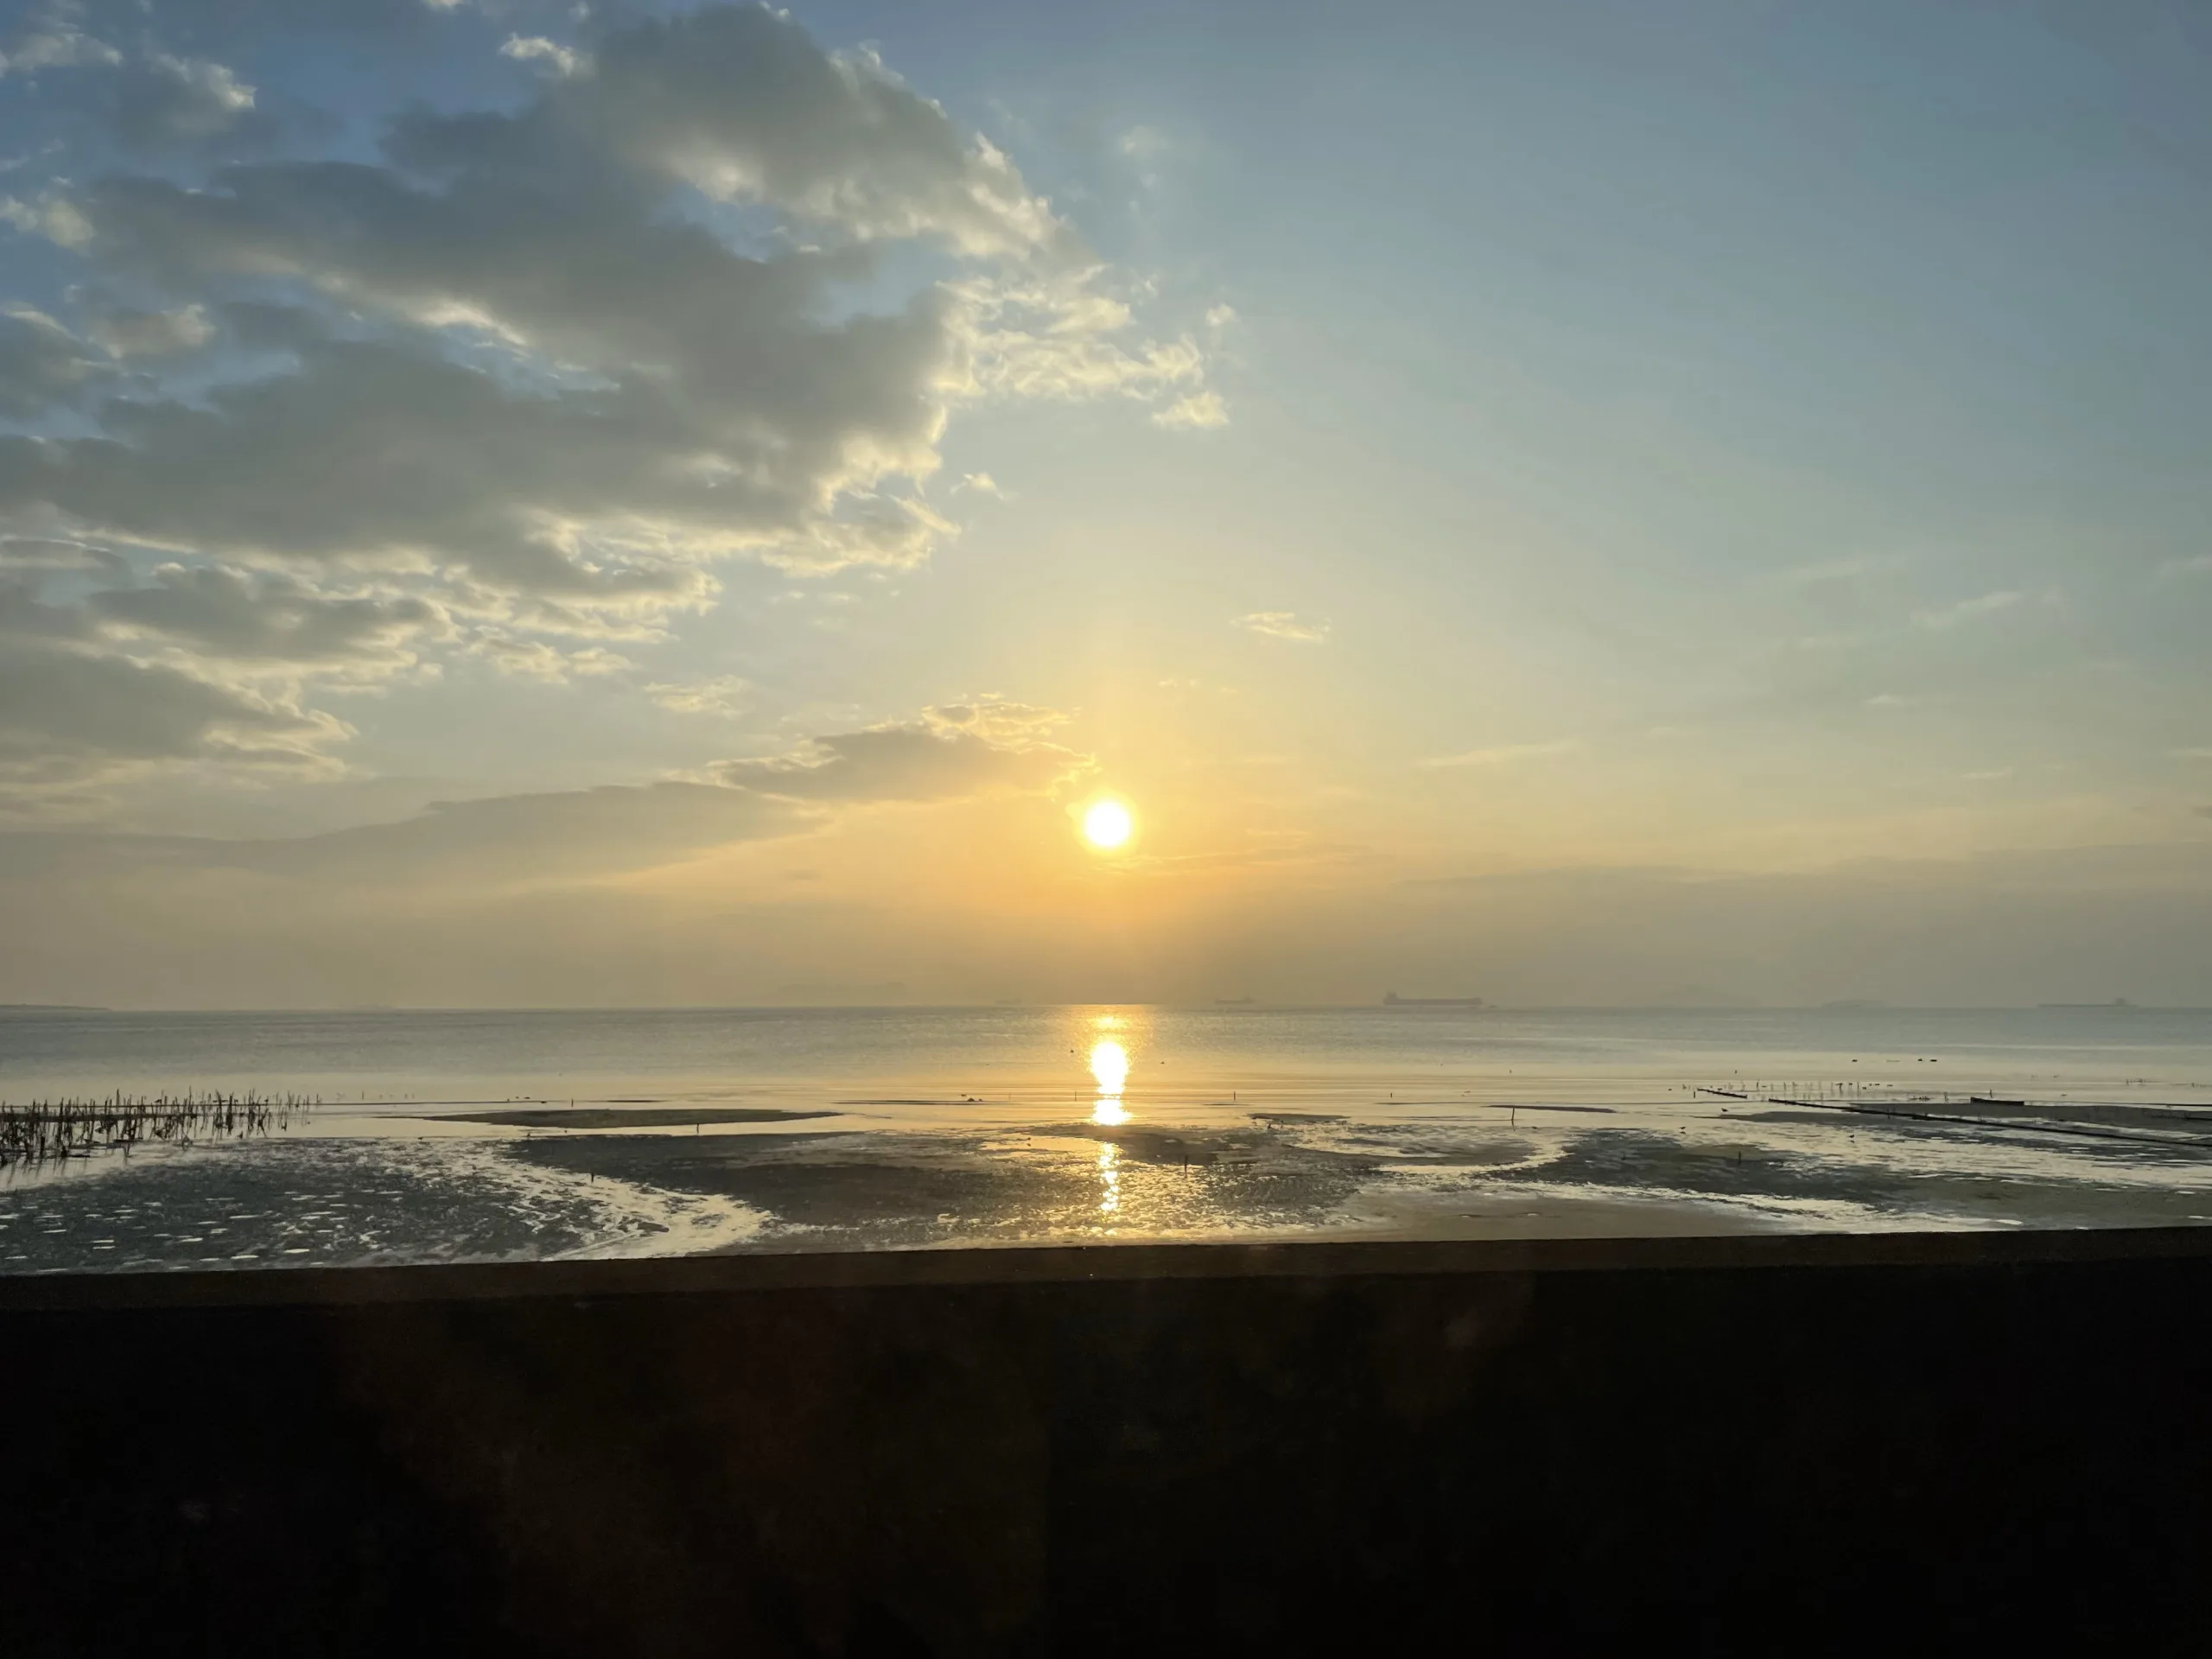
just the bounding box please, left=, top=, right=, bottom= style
left=1383, top=993, right=1484, bottom=1008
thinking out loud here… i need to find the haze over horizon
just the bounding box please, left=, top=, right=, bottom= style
left=3, top=0, right=2209, bottom=1009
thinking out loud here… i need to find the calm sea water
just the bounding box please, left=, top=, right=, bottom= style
left=5, top=1005, right=2212, bottom=1273
left=7, top=1003, right=2211, bottom=1103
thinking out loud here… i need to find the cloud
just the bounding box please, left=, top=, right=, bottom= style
left=2173, top=747, right=2212, bottom=761
left=0, top=5, right=1215, bottom=603
left=953, top=472, right=1007, bottom=499
left=0, top=779, right=808, bottom=891
left=1774, top=552, right=1907, bottom=588
left=79, top=300, right=214, bottom=359
left=2158, top=554, right=2212, bottom=583
left=0, top=702, right=1085, bottom=892
left=10, top=2, right=439, bottom=53
left=713, top=720, right=1084, bottom=801
left=86, top=564, right=441, bottom=668
left=0, top=634, right=341, bottom=785
left=4, top=232, right=952, bottom=594
left=499, top=35, right=583, bottom=78
left=0, top=570, right=352, bottom=795
left=1234, top=611, right=1327, bottom=643
left=1910, top=588, right=2060, bottom=631
left=1153, top=389, right=1229, bottom=429
left=946, top=269, right=1211, bottom=409
left=102, top=54, right=265, bottom=153
left=472, top=634, right=632, bottom=682
left=644, top=675, right=748, bottom=716
left=1415, top=739, right=1580, bottom=770
left=0, top=304, right=107, bottom=415
left=407, top=6, right=1071, bottom=259
left=236, top=781, right=799, bottom=886
left=0, top=3, right=1217, bottom=804
left=0, top=6, right=275, bottom=152
left=0, top=192, right=96, bottom=248
left=0, top=535, right=125, bottom=576
left=0, top=687, right=1086, bottom=898
left=920, top=696, right=1071, bottom=742
left=0, top=21, right=121, bottom=76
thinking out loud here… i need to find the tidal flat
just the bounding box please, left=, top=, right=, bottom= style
left=7, top=1004, right=2212, bottom=1272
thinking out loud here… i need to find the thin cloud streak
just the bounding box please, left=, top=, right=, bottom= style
left=1417, top=740, right=1580, bottom=770
left=1234, top=611, right=1327, bottom=643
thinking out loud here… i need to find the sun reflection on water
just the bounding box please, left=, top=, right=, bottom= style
left=1097, top=1142, right=1120, bottom=1217
left=1090, top=1038, right=1130, bottom=1125
left=1090, top=1039, right=1129, bottom=1094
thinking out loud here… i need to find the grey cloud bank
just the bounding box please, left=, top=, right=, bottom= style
left=0, top=2, right=1217, bottom=812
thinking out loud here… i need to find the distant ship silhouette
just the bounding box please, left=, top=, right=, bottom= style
left=1383, top=992, right=1484, bottom=1008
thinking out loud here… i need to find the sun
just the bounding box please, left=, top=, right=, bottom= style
left=1081, top=798, right=1135, bottom=851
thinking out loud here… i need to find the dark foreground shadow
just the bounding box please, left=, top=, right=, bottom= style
left=4, top=1230, right=2209, bottom=1656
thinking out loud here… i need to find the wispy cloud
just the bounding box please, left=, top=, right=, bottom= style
left=1416, top=739, right=1580, bottom=770
left=499, top=35, right=585, bottom=78
left=1776, top=551, right=1906, bottom=588
left=1235, top=610, right=1326, bottom=643
left=475, top=638, right=632, bottom=682
left=1910, top=588, right=2060, bottom=631
left=714, top=719, right=1084, bottom=801
left=1117, top=125, right=1167, bottom=162
left=645, top=676, right=749, bottom=717
left=1153, top=389, right=1229, bottom=429
left=0, top=24, right=122, bottom=77
left=2156, top=554, right=2212, bottom=583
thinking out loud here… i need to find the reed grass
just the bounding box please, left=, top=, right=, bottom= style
left=0, top=1090, right=318, bottom=1171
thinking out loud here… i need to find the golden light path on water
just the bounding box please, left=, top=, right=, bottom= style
left=1085, top=1016, right=1133, bottom=1217
left=1089, top=1038, right=1130, bottom=1126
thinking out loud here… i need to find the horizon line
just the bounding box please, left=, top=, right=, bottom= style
left=4, top=1001, right=2207, bottom=1017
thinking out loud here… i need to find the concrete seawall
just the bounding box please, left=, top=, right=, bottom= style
left=6, top=1229, right=2210, bottom=1654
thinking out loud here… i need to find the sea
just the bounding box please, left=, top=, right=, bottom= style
left=5, top=1003, right=2212, bottom=1274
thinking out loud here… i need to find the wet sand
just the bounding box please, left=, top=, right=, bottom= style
left=441, top=1106, right=838, bottom=1129
left=10, top=1067, right=2212, bottom=1271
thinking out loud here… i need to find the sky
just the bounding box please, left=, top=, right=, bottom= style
left=0, top=0, right=2209, bottom=1008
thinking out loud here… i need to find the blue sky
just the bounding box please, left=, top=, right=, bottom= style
left=0, top=0, right=2208, bottom=1006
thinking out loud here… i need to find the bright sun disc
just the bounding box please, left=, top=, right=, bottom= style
left=1082, top=799, right=1134, bottom=850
